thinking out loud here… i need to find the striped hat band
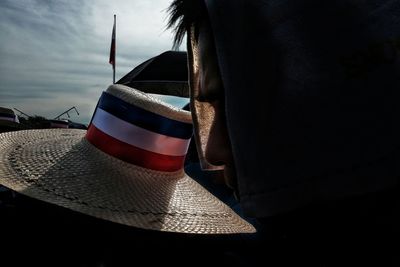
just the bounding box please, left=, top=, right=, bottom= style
left=86, top=91, right=193, bottom=172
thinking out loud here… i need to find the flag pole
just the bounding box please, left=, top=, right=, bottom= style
left=113, top=14, right=116, bottom=84
left=109, top=14, right=116, bottom=84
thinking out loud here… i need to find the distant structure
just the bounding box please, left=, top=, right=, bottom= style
left=52, top=106, right=87, bottom=129
left=0, top=107, right=25, bottom=133
left=48, top=119, right=87, bottom=129
left=54, top=106, right=79, bottom=120
left=68, top=120, right=87, bottom=130
left=49, top=119, right=69, bottom=129
left=11, top=106, right=87, bottom=130
left=14, top=108, right=32, bottom=119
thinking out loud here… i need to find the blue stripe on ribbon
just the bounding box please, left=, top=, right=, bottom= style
left=97, top=92, right=193, bottom=139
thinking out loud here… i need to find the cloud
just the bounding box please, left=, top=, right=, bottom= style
left=0, top=0, right=187, bottom=124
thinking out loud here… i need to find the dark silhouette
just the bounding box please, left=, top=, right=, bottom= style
left=168, top=0, right=400, bottom=266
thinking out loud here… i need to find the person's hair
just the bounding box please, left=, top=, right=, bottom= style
left=167, top=0, right=207, bottom=50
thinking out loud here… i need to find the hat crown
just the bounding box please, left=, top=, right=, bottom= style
left=106, top=85, right=191, bottom=123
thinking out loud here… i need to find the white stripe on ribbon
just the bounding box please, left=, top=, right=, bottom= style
left=92, top=108, right=190, bottom=156
left=0, top=116, right=17, bottom=122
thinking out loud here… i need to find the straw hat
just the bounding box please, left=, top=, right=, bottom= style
left=0, top=84, right=255, bottom=234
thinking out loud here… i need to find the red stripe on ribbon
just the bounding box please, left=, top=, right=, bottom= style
left=86, top=125, right=185, bottom=172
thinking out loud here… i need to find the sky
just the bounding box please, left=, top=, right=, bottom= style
left=0, top=0, right=187, bottom=125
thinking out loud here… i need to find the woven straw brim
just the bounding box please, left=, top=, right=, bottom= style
left=0, top=129, right=255, bottom=234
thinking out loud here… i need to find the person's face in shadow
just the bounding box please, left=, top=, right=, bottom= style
left=190, top=20, right=237, bottom=191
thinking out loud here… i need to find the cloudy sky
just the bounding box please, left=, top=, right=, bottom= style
left=0, top=0, right=187, bottom=124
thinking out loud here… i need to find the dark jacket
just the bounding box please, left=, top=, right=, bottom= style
left=204, top=0, right=400, bottom=217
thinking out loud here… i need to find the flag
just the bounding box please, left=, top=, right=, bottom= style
left=109, top=15, right=116, bottom=69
